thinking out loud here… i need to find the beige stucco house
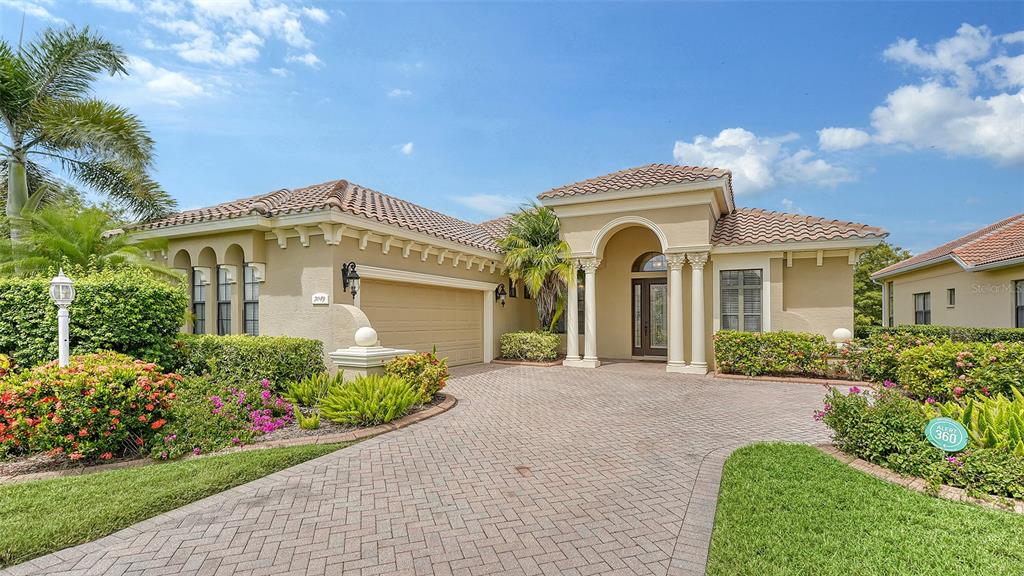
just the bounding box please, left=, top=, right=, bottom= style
left=872, top=213, right=1024, bottom=329
left=136, top=164, right=887, bottom=373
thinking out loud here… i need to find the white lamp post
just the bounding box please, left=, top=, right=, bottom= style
left=49, top=268, right=75, bottom=367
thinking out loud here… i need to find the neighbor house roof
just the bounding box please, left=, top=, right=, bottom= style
left=873, top=212, right=1024, bottom=279
left=137, top=179, right=501, bottom=252
left=536, top=163, right=734, bottom=204
left=712, top=208, right=887, bottom=246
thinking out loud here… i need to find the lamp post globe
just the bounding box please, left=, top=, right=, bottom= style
left=49, top=268, right=75, bottom=367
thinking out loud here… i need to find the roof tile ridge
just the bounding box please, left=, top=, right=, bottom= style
left=954, top=212, right=1024, bottom=254
left=249, top=188, right=292, bottom=216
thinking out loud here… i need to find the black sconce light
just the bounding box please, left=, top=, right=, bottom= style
left=341, top=262, right=360, bottom=297
left=495, top=282, right=507, bottom=307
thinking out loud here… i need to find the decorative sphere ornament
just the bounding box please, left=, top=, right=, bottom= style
left=832, top=327, right=853, bottom=343
left=354, top=326, right=378, bottom=347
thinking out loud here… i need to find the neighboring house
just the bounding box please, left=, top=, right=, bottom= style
left=872, top=213, right=1024, bottom=329
left=135, top=164, right=886, bottom=373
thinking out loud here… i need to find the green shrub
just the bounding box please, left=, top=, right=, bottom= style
left=936, top=387, right=1024, bottom=455
left=320, top=374, right=420, bottom=426
left=293, top=406, right=320, bottom=430
left=174, top=334, right=325, bottom=389
left=499, top=331, right=559, bottom=361
left=0, top=352, right=179, bottom=461
left=384, top=350, right=448, bottom=402
left=819, top=386, right=1024, bottom=499
left=896, top=341, right=1024, bottom=402
left=848, top=331, right=950, bottom=383
left=0, top=269, right=188, bottom=368
left=713, top=330, right=835, bottom=377
left=858, top=325, right=1024, bottom=343
left=285, top=371, right=342, bottom=406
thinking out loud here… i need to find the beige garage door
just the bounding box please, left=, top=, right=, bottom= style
left=360, top=280, right=483, bottom=366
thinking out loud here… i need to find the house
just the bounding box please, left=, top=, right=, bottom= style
left=872, top=213, right=1024, bottom=329
left=135, top=164, right=887, bottom=373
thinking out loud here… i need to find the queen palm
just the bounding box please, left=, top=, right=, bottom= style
left=0, top=25, right=173, bottom=245
left=498, top=205, right=574, bottom=330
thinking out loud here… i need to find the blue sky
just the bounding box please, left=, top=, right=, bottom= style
left=1, top=1, right=1022, bottom=254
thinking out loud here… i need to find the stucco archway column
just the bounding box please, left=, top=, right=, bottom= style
left=577, top=257, right=601, bottom=368
left=563, top=259, right=581, bottom=364
left=666, top=253, right=687, bottom=371
left=687, top=252, right=709, bottom=374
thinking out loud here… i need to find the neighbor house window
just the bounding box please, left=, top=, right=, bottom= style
left=914, top=292, right=931, bottom=325
left=1016, top=280, right=1024, bottom=328
left=243, top=264, right=260, bottom=336
left=721, top=269, right=762, bottom=332
left=947, top=288, right=956, bottom=307
left=192, top=268, right=207, bottom=334
left=887, top=282, right=894, bottom=327
left=217, top=266, right=232, bottom=335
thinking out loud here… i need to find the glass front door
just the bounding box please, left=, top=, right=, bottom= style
left=632, top=278, right=668, bottom=357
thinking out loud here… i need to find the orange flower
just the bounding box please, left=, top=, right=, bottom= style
left=135, top=437, right=144, bottom=446
left=78, top=428, right=88, bottom=437
left=69, top=453, right=84, bottom=460
left=145, top=403, right=154, bottom=412
left=109, top=409, right=120, bottom=416
left=100, top=452, right=112, bottom=460
left=151, top=418, right=167, bottom=430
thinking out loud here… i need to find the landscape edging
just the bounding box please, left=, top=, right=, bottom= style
left=816, top=443, right=1024, bottom=515
left=491, top=358, right=564, bottom=367
left=715, top=372, right=865, bottom=387
left=0, top=393, right=458, bottom=485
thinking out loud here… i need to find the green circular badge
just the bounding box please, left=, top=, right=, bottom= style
left=925, top=417, right=969, bottom=452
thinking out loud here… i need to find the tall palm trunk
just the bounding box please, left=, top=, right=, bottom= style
left=6, top=152, right=29, bottom=247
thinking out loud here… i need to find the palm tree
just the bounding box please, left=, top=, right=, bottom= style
left=0, top=25, right=173, bottom=246
left=0, top=206, right=176, bottom=278
left=498, top=205, right=574, bottom=330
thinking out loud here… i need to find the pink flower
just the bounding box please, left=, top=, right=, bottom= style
left=953, top=387, right=965, bottom=397
left=925, top=397, right=936, bottom=405
left=883, top=380, right=896, bottom=389
left=848, top=386, right=861, bottom=395
left=946, top=456, right=962, bottom=467
left=261, top=379, right=270, bottom=389
left=193, top=447, right=201, bottom=455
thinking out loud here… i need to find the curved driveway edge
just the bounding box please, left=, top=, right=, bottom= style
left=4, top=363, right=836, bottom=576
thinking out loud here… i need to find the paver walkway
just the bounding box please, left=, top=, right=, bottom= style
left=5, top=363, right=837, bottom=576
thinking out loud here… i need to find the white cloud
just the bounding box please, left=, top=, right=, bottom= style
left=109, top=56, right=208, bottom=107
left=286, top=52, right=323, bottom=68
left=781, top=198, right=802, bottom=214
left=453, top=194, right=524, bottom=218
left=818, top=127, right=871, bottom=151
left=0, top=0, right=65, bottom=23
left=399, top=142, right=414, bottom=156
left=388, top=88, right=413, bottom=98
left=269, top=67, right=289, bottom=77
left=89, top=0, right=137, bottom=12
left=822, top=24, right=1024, bottom=165
left=136, top=1, right=329, bottom=70
left=672, top=128, right=853, bottom=193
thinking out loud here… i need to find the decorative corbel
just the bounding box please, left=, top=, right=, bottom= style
left=271, top=228, right=288, bottom=249
left=402, top=241, right=414, bottom=259
left=437, top=249, right=450, bottom=265
left=816, top=250, right=824, bottom=267
left=382, top=235, right=394, bottom=255
left=466, top=256, right=477, bottom=270
left=420, top=245, right=433, bottom=262
left=452, top=253, right=464, bottom=268
left=359, top=231, right=371, bottom=251
left=319, top=222, right=345, bottom=245
left=294, top=225, right=311, bottom=248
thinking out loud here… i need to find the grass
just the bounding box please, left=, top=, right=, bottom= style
left=707, top=443, right=1024, bottom=576
left=0, top=443, right=349, bottom=568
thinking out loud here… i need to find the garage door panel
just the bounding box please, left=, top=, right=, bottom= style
left=360, top=280, right=482, bottom=366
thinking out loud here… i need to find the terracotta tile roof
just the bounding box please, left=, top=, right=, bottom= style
left=478, top=215, right=514, bottom=240
left=138, top=179, right=501, bottom=252
left=873, top=213, right=1024, bottom=277
left=712, top=208, right=887, bottom=246
left=537, top=163, right=733, bottom=203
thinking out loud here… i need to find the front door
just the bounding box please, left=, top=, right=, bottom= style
left=632, top=278, right=668, bottom=357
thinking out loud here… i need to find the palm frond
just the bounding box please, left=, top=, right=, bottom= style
left=497, top=205, right=572, bottom=330
left=53, top=156, right=174, bottom=220
left=22, top=26, right=128, bottom=104
left=33, top=98, right=154, bottom=170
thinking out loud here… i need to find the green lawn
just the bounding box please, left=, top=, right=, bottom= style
left=707, top=443, right=1024, bottom=576
left=0, top=443, right=349, bottom=568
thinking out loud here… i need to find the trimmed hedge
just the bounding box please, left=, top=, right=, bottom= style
left=499, top=331, right=559, bottom=361
left=857, top=325, right=1024, bottom=343
left=714, top=330, right=835, bottom=377
left=896, top=341, right=1024, bottom=402
left=0, top=269, right=188, bottom=369
left=174, top=334, right=325, bottom=389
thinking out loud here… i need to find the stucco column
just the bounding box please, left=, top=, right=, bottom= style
left=666, top=253, right=687, bottom=372
left=687, top=252, right=710, bottom=374
left=563, top=260, right=581, bottom=364
left=569, top=257, right=601, bottom=368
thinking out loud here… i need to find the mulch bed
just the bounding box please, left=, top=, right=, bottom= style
left=0, top=393, right=456, bottom=485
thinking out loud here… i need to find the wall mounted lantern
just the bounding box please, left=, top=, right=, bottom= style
left=49, top=268, right=75, bottom=367
left=341, top=262, right=360, bottom=297
left=495, top=282, right=507, bottom=307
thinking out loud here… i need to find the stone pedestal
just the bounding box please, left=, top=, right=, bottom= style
left=328, top=327, right=413, bottom=381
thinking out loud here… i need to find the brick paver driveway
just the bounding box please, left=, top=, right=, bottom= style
left=6, top=363, right=837, bottom=576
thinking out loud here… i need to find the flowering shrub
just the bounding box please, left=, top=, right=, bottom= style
left=896, top=341, right=1024, bottom=402
left=714, top=330, right=835, bottom=377
left=845, top=331, right=949, bottom=383
left=499, top=331, right=559, bottom=361
left=0, top=352, right=179, bottom=461
left=0, top=354, right=12, bottom=378
left=150, top=377, right=293, bottom=460
left=819, top=386, right=1024, bottom=499
left=384, top=351, right=448, bottom=402
left=320, top=374, right=420, bottom=426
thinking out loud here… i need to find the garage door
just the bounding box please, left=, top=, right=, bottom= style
left=360, top=280, right=483, bottom=366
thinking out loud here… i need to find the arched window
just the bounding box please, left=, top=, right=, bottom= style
left=632, top=252, right=667, bottom=272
